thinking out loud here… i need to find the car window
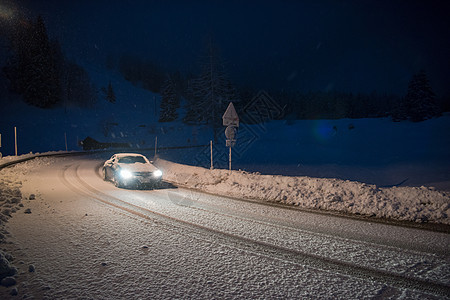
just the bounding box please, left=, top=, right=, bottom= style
left=118, top=156, right=146, bottom=164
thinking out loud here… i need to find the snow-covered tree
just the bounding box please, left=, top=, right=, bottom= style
left=158, top=76, right=180, bottom=122
left=184, top=40, right=239, bottom=138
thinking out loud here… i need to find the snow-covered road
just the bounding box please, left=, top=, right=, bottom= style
left=1, top=155, right=449, bottom=299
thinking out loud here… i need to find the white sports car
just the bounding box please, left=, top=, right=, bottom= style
left=102, top=153, right=162, bottom=188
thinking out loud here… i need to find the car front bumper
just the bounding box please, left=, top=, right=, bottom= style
left=118, top=171, right=162, bottom=187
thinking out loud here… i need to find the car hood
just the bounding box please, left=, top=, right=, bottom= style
left=117, top=163, right=159, bottom=173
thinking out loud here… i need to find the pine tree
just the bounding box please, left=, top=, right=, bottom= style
left=64, top=62, right=98, bottom=108
left=401, top=70, right=441, bottom=122
left=158, top=76, right=180, bottom=122
left=391, top=97, right=409, bottom=122
left=184, top=39, right=239, bottom=138
left=102, top=81, right=116, bottom=103
left=3, top=15, right=61, bottom=108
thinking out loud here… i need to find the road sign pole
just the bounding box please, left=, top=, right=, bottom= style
left=229, top=146, right=231, bottom=171
left=223, top=102, right=239, bottom=173
left=210, top=140, right=213, bottom=169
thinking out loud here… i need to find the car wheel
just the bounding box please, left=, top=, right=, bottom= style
left=114, top=179, right=123, bottom=188
left=114, top=174, right=123, bottom=188
left=102, top=168, right=107, bottom=181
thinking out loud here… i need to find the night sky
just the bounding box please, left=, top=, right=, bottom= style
left=8, top=0, right=450, bottom=96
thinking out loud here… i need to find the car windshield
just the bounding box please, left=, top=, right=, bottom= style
left=118, top=156, right=146, bottom=164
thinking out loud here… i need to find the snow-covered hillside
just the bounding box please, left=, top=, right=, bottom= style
left=228, top=116, right=450, bottom=190
left=0, top=62, right=204, bottom=154
left=1, top=62, right=450, bottom=191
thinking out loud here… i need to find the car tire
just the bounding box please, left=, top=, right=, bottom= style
left=114, top=174, right=124, bottom=188
left=102, top=168, right=107, bottom=181
left=114, top=176, right=126, bottom=188
left=114, top=179, right=122, bottom=188
left=114, top=178, right=120, bottom=188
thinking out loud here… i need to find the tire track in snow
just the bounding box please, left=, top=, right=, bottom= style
left=60, top=161, right=450, bottom=298
left=91, top=162, right=450, bottom=286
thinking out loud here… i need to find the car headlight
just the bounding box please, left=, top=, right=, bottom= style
left=153, top=170, right=162, bottom=178
left=120, top=170, right=133, bottom=179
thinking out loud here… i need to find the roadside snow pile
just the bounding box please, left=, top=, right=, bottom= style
left=0, top=250, right=16, bottom=281
left=155, top=159, right=450, bottom=225
left=0, top=167, right=22, bottom=283
left=0, top=151, right=75, bottom=169
left=0, top=153, right=37, bottom=168
left=0, top=175, right=23, bottom=242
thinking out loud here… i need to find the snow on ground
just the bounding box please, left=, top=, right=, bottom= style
left=0, top=160, right=25, bottom=293
left=3, top=152, right=449, bottom=226
left=155, top=158, right=450, bottom=225
left=1, top=32, right=449, bottom=298
left=0, top=152, right=76, bottom=169
left=0, top=155, right=29, bottom=243
left=0, top=154, right=79, bottom=294
left=2, top=156, right=421, bottom=299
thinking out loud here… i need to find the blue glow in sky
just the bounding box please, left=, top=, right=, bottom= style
left=16, top=0, right=450, bottom=96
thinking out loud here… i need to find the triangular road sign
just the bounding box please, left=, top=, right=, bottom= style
left=222, top=102, right=239, bottom=127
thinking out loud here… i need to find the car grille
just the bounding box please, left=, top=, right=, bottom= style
left=134, top=172, right=152, bottom=177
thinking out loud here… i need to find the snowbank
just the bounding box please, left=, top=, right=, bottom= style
left=0, top=151, right=85, bottom=170
left=0, top=160, right=24, bottom=285
left=0, top=167, right=23, bottom=239
left=0, top=153, right=39, bottom=168
left=155, top=159, right=450, bottom=225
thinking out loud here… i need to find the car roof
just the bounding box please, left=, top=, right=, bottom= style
left=114, top=153, right=147, bottom=158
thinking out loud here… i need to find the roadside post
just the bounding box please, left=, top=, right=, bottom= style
left=210, top=140, right=213, bottom=169
left=14, top=127, right=17, bottom=156
left=222, top=102, right=239, bottom=171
